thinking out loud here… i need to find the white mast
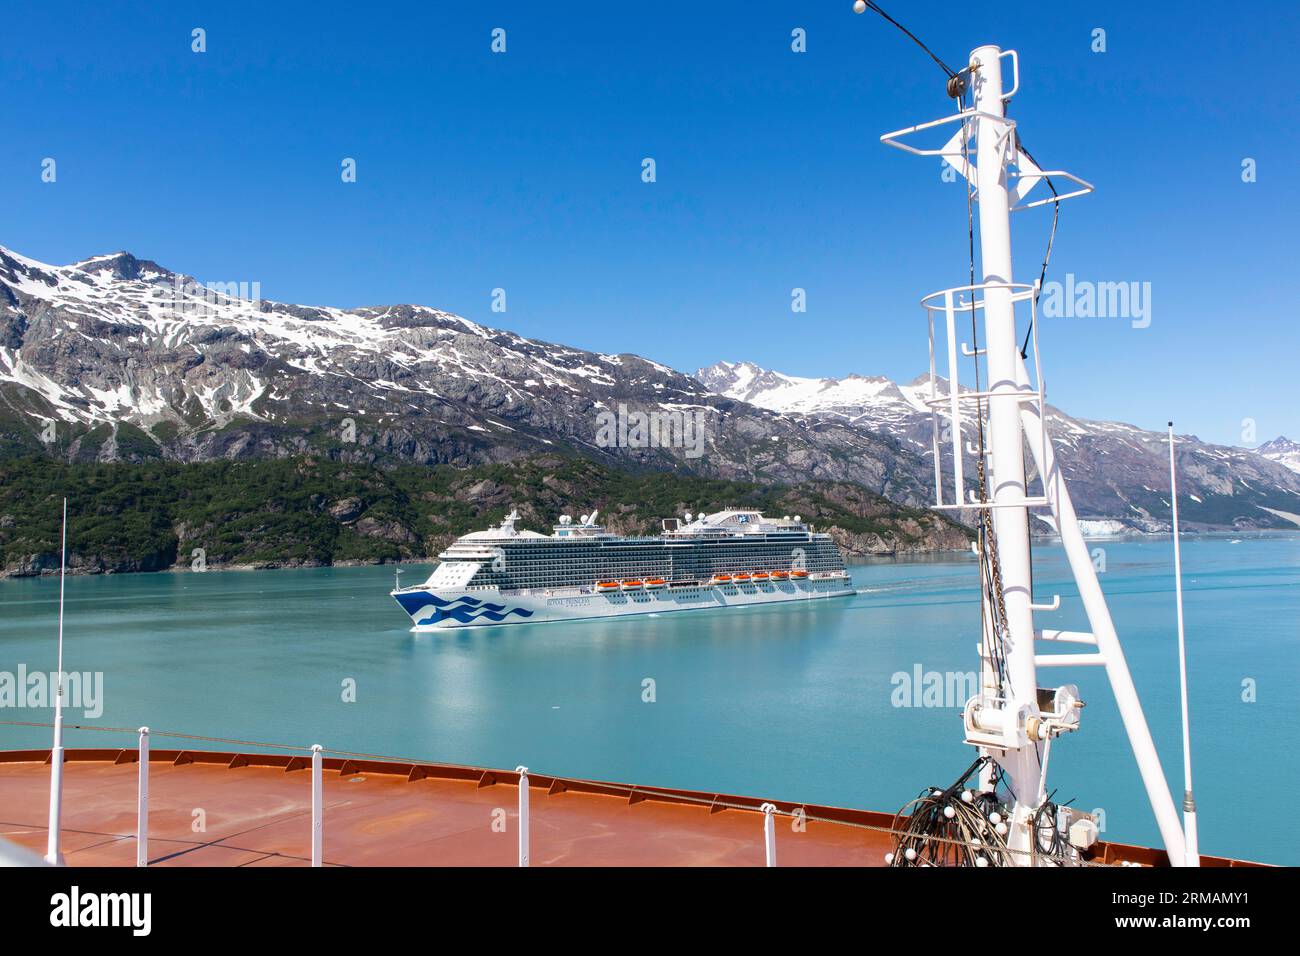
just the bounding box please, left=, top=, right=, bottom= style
left=1168, top=423, right=1199, bottom=866
left=44, top=497, right=68, bottom=865
left=882, top=45, right=1191, bottom=864
left=967, top=46, right=1041, bottom=849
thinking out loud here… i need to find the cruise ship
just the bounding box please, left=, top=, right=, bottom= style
left=390, top=508, right=854, bottom=629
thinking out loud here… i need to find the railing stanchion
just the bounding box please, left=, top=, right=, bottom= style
left=311, top=744, right=323, bottom=867
left=761, top=802, right=777, bottom=867
left=516, top=766, right=530, bottom=867
left=136, top=727, right=149, bottom=867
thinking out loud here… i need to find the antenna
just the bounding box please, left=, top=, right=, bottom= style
left=44, top=497, right=67, bottom=865
left=1168, top=422, right=1199, bottom=866
left=880, top=43, right=1189, bottom=865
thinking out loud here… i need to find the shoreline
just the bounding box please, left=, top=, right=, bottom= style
left=3, top=544, right=975, bottom=581
left=4, top=528, right=1297, bottom=581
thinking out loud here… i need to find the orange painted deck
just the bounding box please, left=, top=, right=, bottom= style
left=0, top=749, right=896, bottom=867
left=0, top=749, right=1256, bottom=866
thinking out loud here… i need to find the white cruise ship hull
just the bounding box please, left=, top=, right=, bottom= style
left=392, top=575, right=854, bottom=630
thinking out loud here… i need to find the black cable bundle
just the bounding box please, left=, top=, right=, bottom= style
left=1031, top=791, right=1076, bottom=861
left=887, top=757, right=1018, bottom=867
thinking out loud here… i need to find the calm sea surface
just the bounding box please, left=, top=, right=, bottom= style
left=2, top=533, right=1296, bottom=863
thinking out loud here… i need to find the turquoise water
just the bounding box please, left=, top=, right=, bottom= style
left=1, top=533, right=1296, bottom=864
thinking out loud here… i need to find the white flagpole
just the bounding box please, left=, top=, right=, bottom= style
left=1168, top=423, right=1199, bottom=866
left=44, top=497, right=68, bottom=865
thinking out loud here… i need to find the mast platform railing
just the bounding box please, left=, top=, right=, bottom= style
left=921, top=280, right=1048, bottom=512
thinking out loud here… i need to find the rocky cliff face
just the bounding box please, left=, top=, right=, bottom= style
left=4, top=244, right=1295, bottom=537
left=698, top=361, right=1300, bottom=533
left=0, top=246, right=933, bottom=509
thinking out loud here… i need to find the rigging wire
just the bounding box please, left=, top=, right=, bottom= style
left=856, top=2, right=958, bottom=78
left=957, top=77, right=1011, bottom=695
left=857, top=1, right=1062, bottom=358
left=1016, top=140, right=1060, bottom=358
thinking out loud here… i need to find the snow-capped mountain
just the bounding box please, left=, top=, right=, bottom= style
left=698, top=363, right=927, bottom=435
left=697, top=361, right=1300, bottom=532
left=1258, top=436, right=1300, bottom=475
left=5, top=241, right=1296, bottom=534
left=0, top=245, right=933, bottom=505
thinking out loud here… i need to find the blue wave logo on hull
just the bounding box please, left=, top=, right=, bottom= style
left=394, top=590, right=534, bottom=626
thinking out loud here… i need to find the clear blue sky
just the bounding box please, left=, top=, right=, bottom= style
left=3, top=1, right=1296, bottom=446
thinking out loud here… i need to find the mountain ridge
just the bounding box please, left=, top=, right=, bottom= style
left=3, top=243, right=1297, bottom=535
left=696, top=360, right=1300, bottom=533
left=1258, top=436, right=1300, bottom=475
left=0, top=244, right=934, bottom=507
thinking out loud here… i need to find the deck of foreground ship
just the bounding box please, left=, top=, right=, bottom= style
left=0, top=749, right=1256, bottom=866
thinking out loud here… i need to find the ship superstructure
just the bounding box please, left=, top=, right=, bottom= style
left=391, top=508, right=852, bottom=629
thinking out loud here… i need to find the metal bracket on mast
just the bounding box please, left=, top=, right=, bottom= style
left=880, top=109, right=1008, bottom=190
left=1010, top=148, right=1095, bottom=210
left=881, top=111, right=1095, bottom=211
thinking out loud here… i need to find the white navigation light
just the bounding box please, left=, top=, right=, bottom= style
left=853, top=1, right=867, bottom=13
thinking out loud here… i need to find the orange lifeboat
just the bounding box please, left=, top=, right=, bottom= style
left=644, top=578, right=666, bottom=590
left=596, top=581, right=619, bottom=592
left=751, top=572, right=770, bottom=581
left=733, top=573, right=751, bottom=582
left=790, top=569, right=809, bottom=578
left=712, top=574, right=732, bottom=584
left=621, top=580, right=644, bottom=590
left=771, top=570, right=789, bottom=579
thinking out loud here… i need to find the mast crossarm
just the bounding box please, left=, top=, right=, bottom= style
left=880, top=110, right=1011, bottom=160
left=1011, top=146, right=1094, bottom=210
left=1035, top=653, right=1107, bottom=667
